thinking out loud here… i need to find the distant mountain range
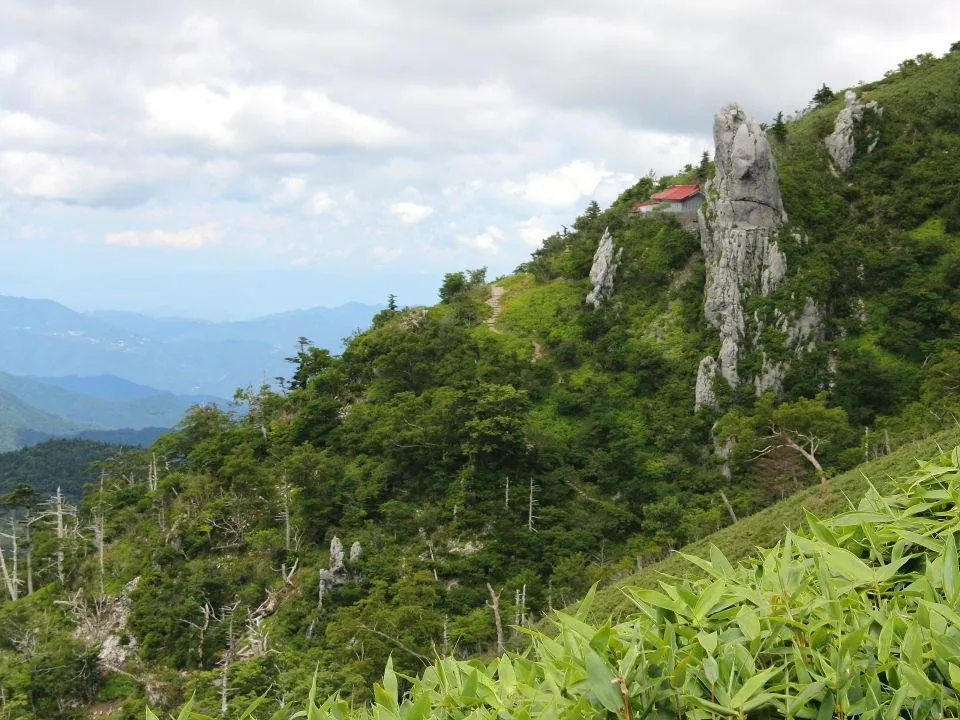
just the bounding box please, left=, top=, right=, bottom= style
left=0, top=294, right=380, bottom=396
left=0, top=389, right=83, bottom=451
left=0, top=374, right=214, bottom=452
left=0, top=294, right=381, bottom=451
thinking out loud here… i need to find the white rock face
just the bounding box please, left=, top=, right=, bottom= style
left=694, top=356, right=719, bottom=411
left=696, top=104, right=822, bottom=408
left=585, top=227, right=622, bottom=308
left=698, top=104, right=788, bottom=400
left=447, top=539, right=483, bottom=556
left=329, top=536, right=344, bottom=571
left=72, top=577, right=140, bottom=670
left=349, top=540, right=362, bottom=563
left=825, top=90, right=883, bottom=173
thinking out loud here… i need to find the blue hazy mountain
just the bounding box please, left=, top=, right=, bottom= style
left=0, top=294, right=380, bottom=397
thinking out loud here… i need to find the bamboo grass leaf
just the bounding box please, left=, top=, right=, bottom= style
left=584, top=648, right=623, bottom=714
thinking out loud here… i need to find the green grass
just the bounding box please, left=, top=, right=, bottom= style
left=498, top=275, right=585, bottom=341
left=586, top=426, right=960, bottom=620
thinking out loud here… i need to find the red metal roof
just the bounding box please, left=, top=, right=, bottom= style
left=649, top=184, right=701, bottom=202
left=630, top=200, right=658, bottom=211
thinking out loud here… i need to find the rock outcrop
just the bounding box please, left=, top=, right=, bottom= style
left=585, top=227, right=622, bottom=308
left=72, top=577, right=140, bottom=670
left=695, top=357, right=719, bottom=410
left=825, top=90, right=882, bottom=173
left=317, top=536, right=350, bottom=608
left=695, top=104, right=821, bottom=410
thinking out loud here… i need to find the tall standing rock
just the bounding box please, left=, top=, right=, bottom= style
left=825, top=90, right=883, bottom=174
left=695, top=104, right=820, bottom=410
left=585, top=227, right=622, bottom=308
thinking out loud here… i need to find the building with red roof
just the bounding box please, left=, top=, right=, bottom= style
left=631, top=184, right=705, bottom=216
left=630, top=200, right=658, bottom=214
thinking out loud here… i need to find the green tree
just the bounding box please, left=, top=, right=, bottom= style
left=697, top=151, right=710, bottom=181
left=438, top=272, right=467, bottom=303
left=770, top=111, right=787, bottom=143
left=386, top=293, right=397, bottom=311
left=758, top=394, right=853, bottom=484
left=467, top=267, right=487, bottom=287
left=812, top=83, right=835, bottom=107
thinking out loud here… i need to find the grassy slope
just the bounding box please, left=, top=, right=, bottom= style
left=586, top=426, right=960, bottom=620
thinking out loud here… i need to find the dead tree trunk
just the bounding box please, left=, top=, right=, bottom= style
left=527, top=479, right=538, bottom=532
left=217, top=602, right=240, bottom=715
left=719, top=489, right=738, bottom=524
left=486, top=583, right=505, bottom=655
left=0, top=517, right=17, bottom=601
left=93, top=471, right=106, bottom=597
left=24, top=518, right=32, bottom=596
left=147, top=454, right=158, bottom=492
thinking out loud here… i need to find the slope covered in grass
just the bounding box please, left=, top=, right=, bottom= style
left=587, top=426, right=960, bottom=620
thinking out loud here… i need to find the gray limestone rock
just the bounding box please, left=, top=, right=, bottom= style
left=329, top=536, right=344, bottom=571
left=72, top=576, right=141, bottom=670
left=585, top=227, right=622, bottom=308
left=695, top=356, right=719, bottom=410
left=825, top=90, right=882, bottom=173
left=349, top=541, right=362, bottom=563
left=754, top=297, right=824, bottom=396
left=447, top=539, right=483, bottom=556
left=699, top=104, right=788, bottom=392
left=697, top=103, right=822, bottom=407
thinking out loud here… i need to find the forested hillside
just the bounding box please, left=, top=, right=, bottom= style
left=0, top=439, right=129, bottom=499
left=0, top=46, right=959, bottom=720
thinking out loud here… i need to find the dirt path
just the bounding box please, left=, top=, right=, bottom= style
left=486, top=285, right=505, bottom=333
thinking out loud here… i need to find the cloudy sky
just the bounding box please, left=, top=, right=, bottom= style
left=0, top=0, right=956, bottom=318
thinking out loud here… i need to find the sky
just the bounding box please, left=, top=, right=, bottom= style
left=0, top=1, right=956, bottom=319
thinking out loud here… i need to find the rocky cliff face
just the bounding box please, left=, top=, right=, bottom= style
left=825, top=90, right=883, bottom=173
left=695, top=104, right=821, bottom=409
left=585, top=227, right=622, bottom=308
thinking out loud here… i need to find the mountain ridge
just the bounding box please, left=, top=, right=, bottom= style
left=0, top=45, right=959, bottom=719
left=0, top=294, right=380, bottom=396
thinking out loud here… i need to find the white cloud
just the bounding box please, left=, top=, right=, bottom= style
left=372, top=244, right=404, bottom=263
left=144, top=83, right=409, bottom=152
left=516, top=218, right=554, bottom=248
left=389, top=201, right=434, bottom=224
left=0, top=0, right=957, bottom=317
left=506, top=160, right=629, bottom=207
left=0, top=111, right=57, bottom=143
left=458, top=226, right=503, bottom=253
left=304, top=190, right=335, bottom=215
left=104, top=223, right=223, bottom=248
left=268, top=176, right=307, bottom=206
left=0, top=151, right=126, bottom=204
left=0, top=52, right=19, bottom=77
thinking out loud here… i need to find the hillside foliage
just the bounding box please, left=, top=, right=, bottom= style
left=0, top=438, right=125, bottom=499
left=156, top=444, right=960, bottom=719
left=0, top=45, right=958, bottom=720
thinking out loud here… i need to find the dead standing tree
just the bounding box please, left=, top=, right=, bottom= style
left=40, top=487, right=78, bottom=585
left=756, top=424, right=829, bottom=484
left=0, top=515, right=19, bottom=601
left=216, top=601, right=242, bottom=716
left=485, top=583, right=505, bottom=655
left=752, top=395, right=852, bottom=486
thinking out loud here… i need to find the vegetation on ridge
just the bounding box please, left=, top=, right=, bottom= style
left=156, top=444, right=960, bottom=718
left=0, top=44, right=959, bottom=719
